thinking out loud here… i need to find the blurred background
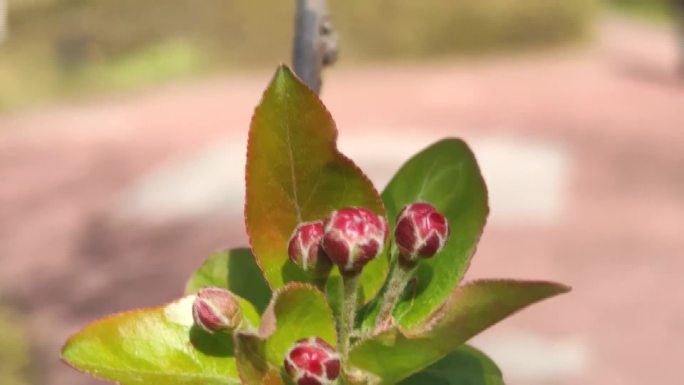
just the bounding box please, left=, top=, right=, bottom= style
left=0, top=0, right=683, bottom=384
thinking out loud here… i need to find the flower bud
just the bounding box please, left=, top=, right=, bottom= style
left=192, top=287, right=242, bottom=333
left=322, top=207, right=388, bottom=275
left=288, top=221, right=330, bottom=276
left=284, top=337, right=340, bottom=385
left=395, top=202, right=450, bottom=265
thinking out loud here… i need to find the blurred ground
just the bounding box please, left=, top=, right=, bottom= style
left=0, top=0, right=594, bottom=111
left=1, top=15, right=683, bottom=385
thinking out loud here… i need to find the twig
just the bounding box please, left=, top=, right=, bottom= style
left=293, top=0, right=338, bottom=94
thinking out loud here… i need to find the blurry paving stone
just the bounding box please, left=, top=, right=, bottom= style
left=116, top=132, right=571, bottom=227
left=471, top=330, right=590, bottom=385
left=116, top=137, right=247, bottom=220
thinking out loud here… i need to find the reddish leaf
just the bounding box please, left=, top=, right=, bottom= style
left=245, top=65, right=386, bottom=302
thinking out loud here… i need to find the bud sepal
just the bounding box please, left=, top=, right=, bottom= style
left=288, top=220, right=332, bottom=280
left=192, top=287, right=242, bottom=334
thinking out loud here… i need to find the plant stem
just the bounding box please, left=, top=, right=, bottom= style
left=312, top=260, right=333, bottom=292
left=293, top=0, right=338, bottom=93
left=375, top=262, right=415, bottom=329
left=339, top=273, right=359, bottom=358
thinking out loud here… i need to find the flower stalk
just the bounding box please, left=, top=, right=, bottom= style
left=375, top=261, right=415, bottom=329
left=320, top=207, right=388, bottom=358
left=339, top=273, right=359, bottom=358
left=376, top=202, right=451, bottom=329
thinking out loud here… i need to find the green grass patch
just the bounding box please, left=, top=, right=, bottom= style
left=332, top=0, right=597, bottom=60
left=0, top=307, right=31, bottom=385
left=77, top=40, right=206, bottom=92
left=1, top=0, right=597, bottom=111
left=608, top=0, right=672, bottom=23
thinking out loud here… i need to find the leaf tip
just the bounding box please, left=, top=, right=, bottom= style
left=59, top=336, right=89, bottom=379
left=60, top=327, right=82, bottom=362
left=272, top=64, right=298, bottom=89
left=556, top=282, right=572, bottom=294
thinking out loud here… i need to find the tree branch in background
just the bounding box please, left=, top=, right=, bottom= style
left=293, top=0, right=338, bottom=94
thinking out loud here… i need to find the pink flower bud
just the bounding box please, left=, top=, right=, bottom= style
left=322, top=207, right=388, bottom=275
left=284, top=337, right=340, bottom=385
left=192, top=287, right=242, bottom=333
left=395, top=202, right=450, bottom=264
left=288, top=221, right=329, bottom=275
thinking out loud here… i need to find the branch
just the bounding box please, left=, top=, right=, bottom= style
left=292, top=0, right=338, bottom=94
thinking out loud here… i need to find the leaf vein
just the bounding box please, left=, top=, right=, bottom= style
left=283, top=120, right=303, bottom=222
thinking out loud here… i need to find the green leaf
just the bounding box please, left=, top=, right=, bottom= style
left=61, top=295, right=259, bottom=385
left=185, top=248, right=272, bottom=312
left=245, top=65, right=387, bottom=303
left=234, top=333, right=285, bottom=385
left=234, top=283, right=337, bottom=385
left=380, top=138, right=489, bottom=329
left=350, top=280, right=569, bottom=385
left=261, top=283, right=337, bottom=366
left=398, top=345, right=504, bottom=385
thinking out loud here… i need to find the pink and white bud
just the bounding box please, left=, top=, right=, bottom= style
left=322, top=207, right=388, bottom=275
left=288, top=221, right=330, bottom=275
left=284, top=337, right=341, bottom=385
left=192, top=287, right=242, bottom=333
left=395, top=202, right=450, bottom=265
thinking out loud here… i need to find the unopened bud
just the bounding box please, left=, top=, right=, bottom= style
left=395, top=202, right=449, bottom=265
left=284, top=337, right=340, bottom=385
left=192, top=287, right=242, bottom=333
left=288, top=221, right=330, bottom=277
left=322, top=207, right=388, bottom=275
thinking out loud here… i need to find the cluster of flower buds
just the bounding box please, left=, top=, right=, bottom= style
left=288, top=207, right=388, bottom=276
left=283, top=203, right=448, bottom=379
left=192, top=287, right=242, bottom=334
left=394, top=202, right=450, bottom=265
left=288, top=202, right=448, bottom=273
left=284, top=337, right=341, bottom=385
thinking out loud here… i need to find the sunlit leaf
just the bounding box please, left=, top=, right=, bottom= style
left=350, top=280, right=569, bottom=384
left=61, top=295, right=260, bottom=385
left=234, top=283, right=337, bottom=385
left=261, top=283, right=337, bottom=366
left=245, top=65, right=387, bottom=304
left=234, top=333, right=285, bottom=385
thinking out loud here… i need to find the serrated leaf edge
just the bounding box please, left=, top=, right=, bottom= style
left=60, top=297, right=242, bottom=385
left=235, top=282, right=336, bottom=385
left=257, top=281, right=336, bottom=341
left=411, top=279, right=571, bottom=336
left=382, top=137, right=490, bottom=329
left=244, top=65, right=386, bottom=292
left=349, top=278, right=571, bottom=356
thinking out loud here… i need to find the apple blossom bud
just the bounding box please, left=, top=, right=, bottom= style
left=288, top=221, right=330, bottom=276
left=322, top=207, right=388, bottom=275
left=192, top=287, right=242, bottom=333
left=395, top=202, right=450, bottom=265
left=284, top=337, right=341, bottom=385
